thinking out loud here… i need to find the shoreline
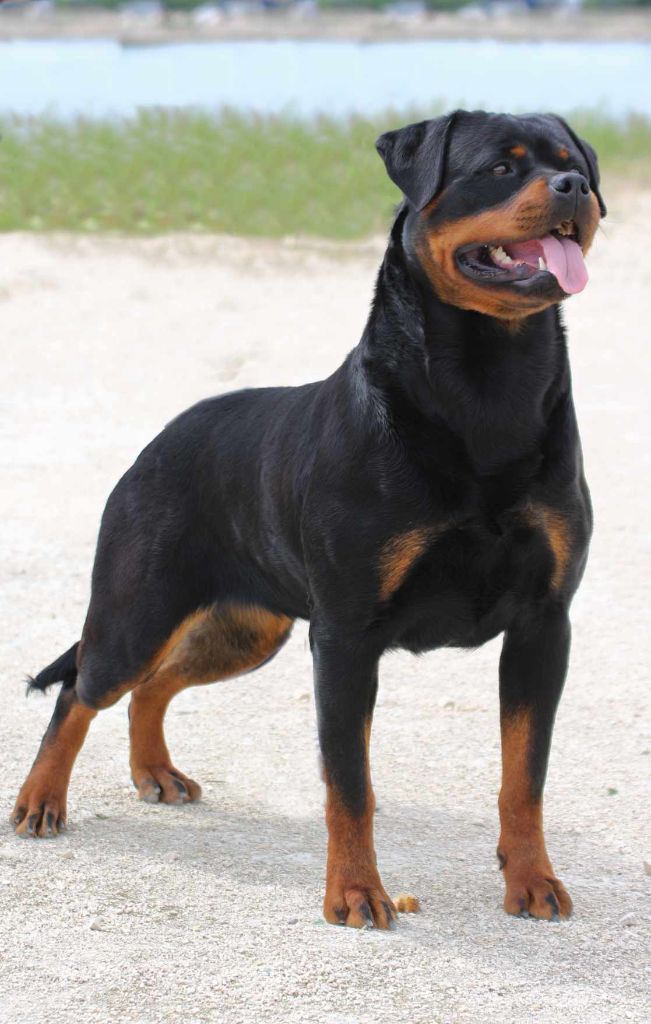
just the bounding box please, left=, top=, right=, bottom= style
left=1, top=8, right=650, bottom=44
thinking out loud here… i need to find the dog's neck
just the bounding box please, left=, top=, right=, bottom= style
left=358, top=212, right=570, bottom=475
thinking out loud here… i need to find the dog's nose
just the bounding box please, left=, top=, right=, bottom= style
left=549, top=172, right=590, bottom=200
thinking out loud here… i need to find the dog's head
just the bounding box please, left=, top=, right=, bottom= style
left=376, top=110, right=605, bottom=320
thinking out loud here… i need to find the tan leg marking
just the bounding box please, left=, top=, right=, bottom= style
left=12, top=604, right=293, bottom=832
left=323, top=717, right=396, bottom=929
left=12, top=689, right=96, bottom=837
left=87, top=608, right=212, bottom=711
left=129, top=604, right=293, bottom=805
left=498, top=711, right=572, bottom=920
left=129, top=677, right=203, bottom=804
left=156, top=604, right=293, bottom=683
left=90, top=602, right=293, bottom=711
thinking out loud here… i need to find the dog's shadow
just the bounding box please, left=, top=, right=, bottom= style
left=68, top=793, right=593, bottom=923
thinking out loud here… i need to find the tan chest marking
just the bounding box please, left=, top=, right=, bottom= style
left=378, top=527, right=441, bottom=601
left=526, top=505, right=571, bottom=591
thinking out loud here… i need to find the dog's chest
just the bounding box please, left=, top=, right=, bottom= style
left=386, top=511, right=555, bottom=652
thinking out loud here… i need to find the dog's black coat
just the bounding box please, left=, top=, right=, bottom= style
left=21, top=110, right=603, bottom=924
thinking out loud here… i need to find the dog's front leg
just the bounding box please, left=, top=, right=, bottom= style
left=311, top=621, right=396, bottom=929
left=497, top=604, right=573, bottom=920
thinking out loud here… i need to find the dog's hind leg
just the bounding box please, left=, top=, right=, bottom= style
left=127, top=603, right=293, bottom=806
left=12, top=603, right=293, bottom=834
left=128, top=676, right=203, bottom=805
left=12, top=686, right=96, bottom=837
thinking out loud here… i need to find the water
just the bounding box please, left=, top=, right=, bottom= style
left=1, top=38, right=649, bottom=120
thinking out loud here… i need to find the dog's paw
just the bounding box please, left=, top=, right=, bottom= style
left=502, top=862, right=572, bottom=920
left=324, top=869, right=397, bottom=929
left=132, top=764, right=201, bottom=805
left=12, top=779, right=67, bottom=838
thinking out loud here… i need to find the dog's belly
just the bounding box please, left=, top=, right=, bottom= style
left=388, top=520, right=552, bottom=653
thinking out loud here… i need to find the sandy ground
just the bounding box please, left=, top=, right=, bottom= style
left=1, top=193, right=650, bottom=1023
left=1, top=7, right=650, bottom=43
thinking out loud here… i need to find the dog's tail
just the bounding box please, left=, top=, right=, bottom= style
left=27, top=642, right=79, bottom=695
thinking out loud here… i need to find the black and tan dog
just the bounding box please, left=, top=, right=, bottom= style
left=12, top=110, right=604, bottom=929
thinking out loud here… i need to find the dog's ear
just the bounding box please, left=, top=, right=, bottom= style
left=552, top=116, right=607, bottom=218
left=376, top=112, right=458, bottom=211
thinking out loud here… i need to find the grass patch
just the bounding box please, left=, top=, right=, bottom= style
left=1, top=110, right=649, bottom=238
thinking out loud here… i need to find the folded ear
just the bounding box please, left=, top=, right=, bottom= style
left=376, top=112, right=458, bottom=211
left=553, top=116, right=607, bottom=218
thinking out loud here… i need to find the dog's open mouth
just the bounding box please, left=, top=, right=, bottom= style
left=456, top=220, right=588, bottom=295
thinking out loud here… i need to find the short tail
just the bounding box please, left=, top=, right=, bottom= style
left=26, top=642, right=80, bottom=695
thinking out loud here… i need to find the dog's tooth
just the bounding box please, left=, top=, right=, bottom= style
left=491, top=245, right=512, bottom=265
left=488, top=243, right=515, bottom=269
left=538, top=257, right=548, bottom=271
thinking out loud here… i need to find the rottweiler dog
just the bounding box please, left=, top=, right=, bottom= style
left=12, top=110, right=604, bottom=929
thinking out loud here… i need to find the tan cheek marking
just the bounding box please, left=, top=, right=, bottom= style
left=378, top=527, right=434, bottom=601
left=526, top=505, right=572, bottom=591
left=422, top=189, right=444, bottom=216
left=416, top=177, right=557, bottom=319
left=423, top=176, right=553, bottom=255
left=580, top=191, right=602, bottom=256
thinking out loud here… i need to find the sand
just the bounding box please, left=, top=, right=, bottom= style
left=1, top=193, right=650, bottom=1023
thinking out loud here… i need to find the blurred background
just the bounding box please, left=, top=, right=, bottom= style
left=0, top=0, right=649, bottom=236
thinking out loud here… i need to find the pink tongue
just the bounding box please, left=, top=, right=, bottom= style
left=506, top=234, right=588, bottom=294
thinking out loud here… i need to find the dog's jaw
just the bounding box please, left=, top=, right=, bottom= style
left=411, top=180, right=600, bottom=320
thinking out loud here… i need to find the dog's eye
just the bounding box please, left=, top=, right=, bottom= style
left=492, top=162, right=512, bottom=176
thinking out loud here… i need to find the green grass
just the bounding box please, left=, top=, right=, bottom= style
left=1, top=110, right=649, bottom=239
